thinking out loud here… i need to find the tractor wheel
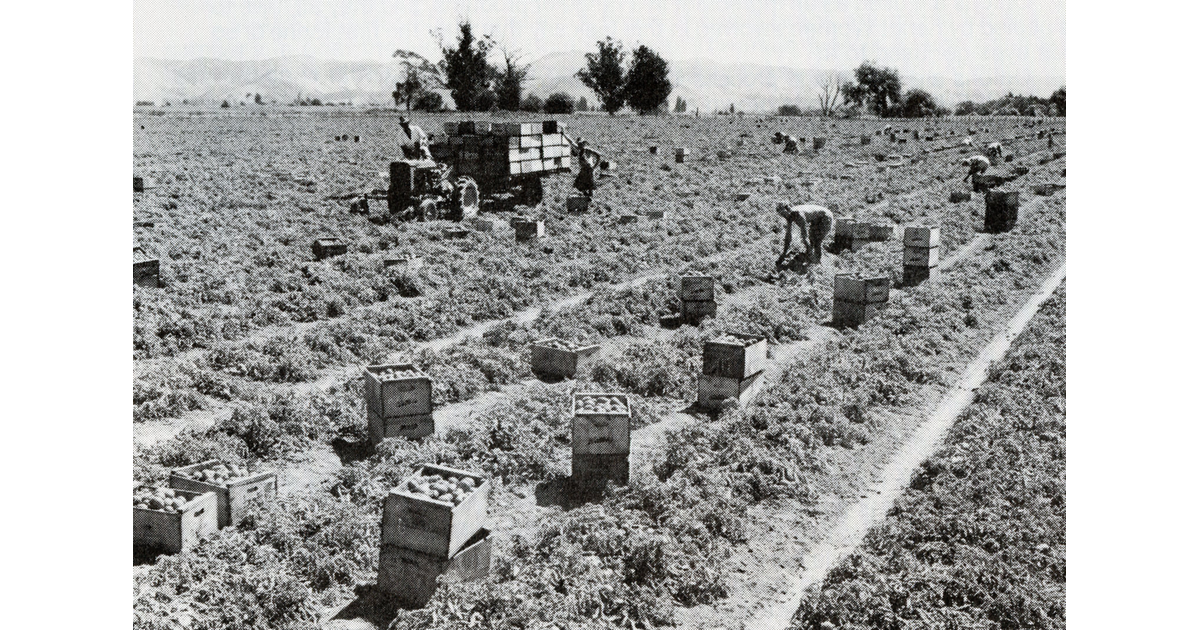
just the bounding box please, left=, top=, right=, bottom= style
left=417, top=198, right=438, bottom=221
left=452, top=177, right=480, bottom=221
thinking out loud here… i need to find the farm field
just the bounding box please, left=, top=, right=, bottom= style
left=791, top=284, right=1066, bottom=630
left=132, top=108, right=1066, bottom=630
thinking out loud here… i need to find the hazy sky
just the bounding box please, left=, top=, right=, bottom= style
left=133, top=0, right=1064, bottom=79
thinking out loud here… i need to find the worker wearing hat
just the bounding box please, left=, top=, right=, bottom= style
left=962, top=155, right=990, bottom=182
left=398, top=115, right=431, bottom=161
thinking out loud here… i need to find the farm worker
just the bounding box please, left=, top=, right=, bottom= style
left=962, top=155, right=990, bottom=182
left=986, top=142, right=1004, bottom=159
left=565, top=136, right=602, bottom=197
left=772, top=131, right=785, bottom=145
left=398, top=115, right=431, bottom=161
left=775, top=203, right=834, bottom=266
left=782, top=135, right=799, bottom=154
left=1047, top=131, right=1056, bottom=149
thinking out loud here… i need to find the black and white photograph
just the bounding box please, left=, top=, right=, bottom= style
left=124, top=2, right=1073, bottom=628
left=18, top=2, right=1198, bottom=629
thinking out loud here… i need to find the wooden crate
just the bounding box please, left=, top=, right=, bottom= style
left=566, top=194, right=590, bottom=213
left=377, top=529, right=491, bottom=605
left=443, top=227, right=471, bottom=239
left=833, top=274, right=890, bottom=304
left=364, top=363, right=433, bottom=418
left=443, top=122, right=459, bottom=136
left=134, top=259, right=160, bottom=288
left=368, top=410, right=435, bottom=444
left=681, top=299, right=717, bottom=323
left=134, top=489, right=218, bottom=554
left=169, top=461, right=278, bottom=529
left=703, top=333, right=768, bottom=380
left=542, top=120, right=558, bottom=134
left=520, top=134, right=543, bottom=148
left=645, top=209, right=665, bottom=219
left=531, top=339, right=599, bottom=378
left=984, top=190, right=1020, bottom=233
left=903, top=246, right=939, bottom=268
left=134, top=176, right=144, bottom=192
left=903, top=265, right=939, bottom=286
left=851, top=223, right=873, bottom=240
left=949, top=190, right=972, bottom=203
left=572, top=393, right=632, bottom=456
left=697, top=372, right=763, bottom=410
left=312, top=238, right=348, bottom=261
left=679, top=275, right=715, bottom=302
left=513, top=219, right=546, bottom=240
left=382, top=463, right=490, bottom=558
left=572, top=453, right=630, bottom=487
left=812, top=137, right=827, bottom=150
left=832, top=299, right=887, bottom=328
left=674, top=147, right=690, bottom=163
left=868, top=224, right=893, bottom=241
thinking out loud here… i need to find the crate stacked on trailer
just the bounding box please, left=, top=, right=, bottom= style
left=571, top=393, right=632, bottom=487
left=378, top=464, right=492, bottom=606
left=530, top=338, right=601, bottom=379
left=832, top=274, right=891, bottom=328
left=697, top=333, right=768, bottom=410
left=439, top=119, right=573, bottom=207
left=133, top=485, right=218, bottom=554
left=902, top=226, right=941, bottom=286
left=168, top=460, right=278, bottom=529
left=679, top=274, right=717, bottom=323
left=363, top=363, right=434, bottom=443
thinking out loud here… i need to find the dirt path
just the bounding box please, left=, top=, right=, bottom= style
left=686, top=263, right=1066, bottom=630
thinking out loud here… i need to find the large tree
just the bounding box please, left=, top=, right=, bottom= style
left=1049, top=86, right=1065, bottom=116
left=493, top=48, right=531, bottom=111
left=577, top=37, right=627, bottom=114
left=624, top=45, right=671, bottom=114
left=900, top=89, right=941, bottom=118
left=544, top=92, right=575, bottom=114
left=392, top=49, right=444, bottom=112
left=436, top=21, right=495, bottom=111
left=842, top=62, right=903, bottom=117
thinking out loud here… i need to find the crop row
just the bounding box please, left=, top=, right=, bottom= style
left=790, top=284, right=1066, bottom=630
left=133, top=169, right=1064, bottom=628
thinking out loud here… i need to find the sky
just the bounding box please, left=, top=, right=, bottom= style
left=132, top=0, right=1064, bottom=79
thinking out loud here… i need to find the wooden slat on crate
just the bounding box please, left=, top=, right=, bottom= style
left=903, top=246, right=940, bottom=268
left=832, top=299, right=887, bottom=328
left=697, top=372, right=763, bottom=410
left=681, top=299, right=717, bottom=322
left=833, top=274, right=891, bottom=303
left=572, top=453, right=630, bottom=487
left=903, top=265, right=939, bottom=286
left=368, top=410, right=434, bottom=444
left=381, top=464, right=490, bottom=558
left=679, top=275, right=715, bottom=301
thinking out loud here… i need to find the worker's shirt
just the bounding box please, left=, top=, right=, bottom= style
left=795, top=205, right=833, bottom=226
left=967, top=156, right=990, bottom=171
left=399, top=124, right=430, bottom=160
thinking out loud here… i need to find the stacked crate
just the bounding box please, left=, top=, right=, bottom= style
left=364, top=363, right=434, bottom=444
left=530, top=338, right=600, bottom=379
left=444, top=120, right=572, bottom=191
left=378, top=464, right=491, bottom=606
left=675, top=147, right=690, bottom=163
left=133, top=486, right=218, bottom=554
left=679, top=275, right=716, bottom=323
left=835, top=221, right=893, bottom=252
left=832, top=274, right=890, bottom=328
left=984, top=190, right=1020, bottom=233
left=697, top=333, right=767, bottom=410
left=169, top=460, right=278, bottom=528
left=512, top=217, right=546, bottom=240
left=571, top=393, right=632, bottom=487
left=902, top=226, right=940, bottom=286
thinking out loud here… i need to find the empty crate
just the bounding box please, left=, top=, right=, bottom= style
left=382, top=464, right=490, bottom=558
left=312, top=238, right=348, bottom=261
left=169, top=460, right=278, bottom=529
left=377, top=529, right=492, bottom=605
left=513, top=219, right=546, bottom=240
left=834, top=275, right=891, bottom=303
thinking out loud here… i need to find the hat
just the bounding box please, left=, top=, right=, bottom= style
left=399, top=115, right=410, bottom=125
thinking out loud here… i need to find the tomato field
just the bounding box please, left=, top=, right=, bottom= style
left=132, top=108, right=1066, bottom=630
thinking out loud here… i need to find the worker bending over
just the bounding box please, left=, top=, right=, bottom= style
left=782, top=134, right=799, bottom=154
left=775, top=203, right=834, bottom=267
left=986, top=142, right=1004, bottom=160
left=962, top=155, right=990, bottom=182
left=398, top=115, right=431, bottom=161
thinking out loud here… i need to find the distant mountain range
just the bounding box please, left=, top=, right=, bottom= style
left=134, top=53, right=1064, bottom=113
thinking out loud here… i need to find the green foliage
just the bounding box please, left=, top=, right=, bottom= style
left=544, top=91, right=575, bottom=114
left=519, top=94, right=542, bottom=113
left=438, top=21, right=495, bottom=111
left=900, top=88, right=942, bottom=118
left=843, top=62, right=903, bottom=117
left=625, top=45, right=672, bottom=114
left=777, top=104, right=804, bottom=116
left=575, top=95, right=589, bottom=112
left=577, top=36, right=627, bottom=114
left=1049, top=86, right=1066, bottom=116
left=493, top=50, right=531, bottom=111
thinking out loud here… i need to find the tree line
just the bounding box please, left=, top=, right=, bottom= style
left=392, top=22, right=673, bottom=115
left=777, top=61, right=1065, bottom=119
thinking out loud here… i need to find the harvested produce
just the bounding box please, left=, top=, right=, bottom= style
left=375, top=366, right=422, bottom=381
left=576, top=394, right=629, bottom=414
left=405, top=470, right=478, bottom=506
left=134, top=487, right=190, bottom=513
left=538, top=339, right=576, bottom=350
left=711, top=333, right=761, bottom=347
left=175, top=462, right=248, bottom=484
